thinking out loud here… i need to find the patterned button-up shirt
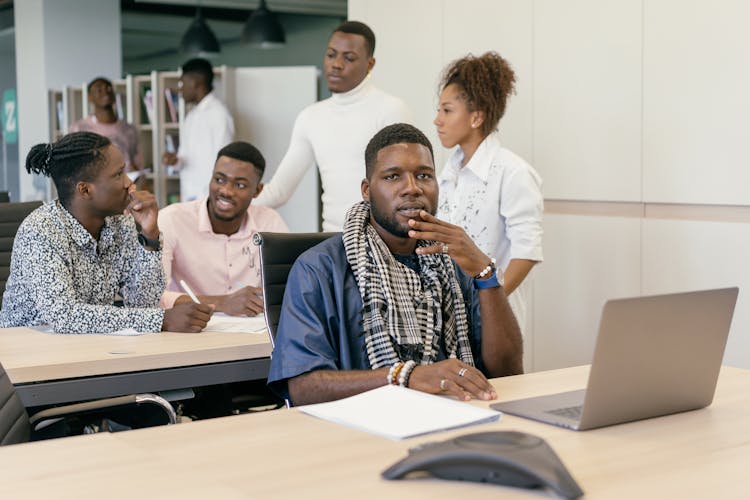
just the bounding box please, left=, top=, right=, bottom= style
left=0, top=201, right=165, bottom=333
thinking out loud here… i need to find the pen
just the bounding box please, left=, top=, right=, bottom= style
left=179, top=279, right=201, bottom=304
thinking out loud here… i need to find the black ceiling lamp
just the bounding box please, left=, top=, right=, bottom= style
left=180, top=6, right=220, bottom=57
left=241, top=0, right=286, bottom=49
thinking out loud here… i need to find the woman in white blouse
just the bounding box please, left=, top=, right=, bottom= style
left=434, top=51, right=543, bottom=333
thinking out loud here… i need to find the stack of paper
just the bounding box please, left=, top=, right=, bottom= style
left=299, top=385, right=501, bottom=440
left=204, top=313, right=267, bottom=334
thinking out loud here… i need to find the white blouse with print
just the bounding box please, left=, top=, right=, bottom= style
left=437, top=131, right=543, bottom=331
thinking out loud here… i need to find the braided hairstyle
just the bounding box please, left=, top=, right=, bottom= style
left=26, top=132, right=111, bottom=207
left=439, top=51, right=517, bottom=137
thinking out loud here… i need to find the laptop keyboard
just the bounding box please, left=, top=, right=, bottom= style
left=546, top=405, right=583, bottom=420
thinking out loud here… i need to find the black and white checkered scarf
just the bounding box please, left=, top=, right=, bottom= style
left=342, top=201, right=475, bottom=369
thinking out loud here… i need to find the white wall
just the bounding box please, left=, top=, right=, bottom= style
left=231, top=66, right=319, bottom=232
left=351, top=0, right=750, bottom=370
left=15, top=0, right=121, bottom=201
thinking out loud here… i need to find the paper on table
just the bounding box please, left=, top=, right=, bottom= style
left=298, top=384, right=501, bottom=440
left=204, top=313, right=267, bottom=334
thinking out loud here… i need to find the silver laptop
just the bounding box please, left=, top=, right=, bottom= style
left=492, top=287, right=738, bottom=431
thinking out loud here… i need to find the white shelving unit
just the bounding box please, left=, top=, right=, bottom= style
left=48, top=66, right=320, bottom=231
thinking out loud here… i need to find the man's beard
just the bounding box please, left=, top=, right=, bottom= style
left=369, top=198, right=433, bottom=238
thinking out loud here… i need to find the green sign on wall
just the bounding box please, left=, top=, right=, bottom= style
left=2, top=89, right=18, bottom=145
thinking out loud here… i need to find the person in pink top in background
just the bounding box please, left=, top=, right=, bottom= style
left=69, top=77, right=144, bottom=173
left=158, top=141, right=288, bottom=317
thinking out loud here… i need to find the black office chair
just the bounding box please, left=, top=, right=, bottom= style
left=0, top=201, right=43, bottom=304
left=254, top=231, right=339, bottom=344
left=249, top=231, right=337, bottom=409
left=0, top=359, right=176, bottom=446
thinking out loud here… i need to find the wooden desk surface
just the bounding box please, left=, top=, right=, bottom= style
left=0, top=327, right=272, bottom=384
left=0, top=365, right=748, bottom=499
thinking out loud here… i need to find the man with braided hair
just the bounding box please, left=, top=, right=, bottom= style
left=0, top=131, right=213, bottom=334
left=268, top=123, right=522, bottom=405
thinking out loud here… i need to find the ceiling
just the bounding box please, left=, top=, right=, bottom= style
left=0, top=1, right=346, bottom=61
left=122, top=0, right=347, bottom=61
left=132, top=0, right=347, bottom=16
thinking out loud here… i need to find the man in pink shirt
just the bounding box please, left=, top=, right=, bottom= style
left=158, top=141, right=288, bottom=316
left=70, top=77, right=144, bottom=172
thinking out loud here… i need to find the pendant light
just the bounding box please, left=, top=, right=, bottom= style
left=180, top=6, right=220, bottom=56
left=241, top=0, right=286, bottom=49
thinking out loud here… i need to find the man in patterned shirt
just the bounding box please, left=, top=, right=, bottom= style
left=0, top=132, right=212, bottom=334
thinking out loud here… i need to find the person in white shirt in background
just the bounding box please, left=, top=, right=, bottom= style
left=434, top=52, right=543, bottom=334
left=255, top=21, right=411, bottom=231
left=162, top=58, right=235, bottom=202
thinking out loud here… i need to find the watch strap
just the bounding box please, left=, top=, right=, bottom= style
left=138, top=232, right=162, bottom=251
left=473, top=268, right=502, bottom=289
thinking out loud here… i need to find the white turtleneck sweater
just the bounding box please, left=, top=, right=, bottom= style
left=255, top=76, right=411, bottom=231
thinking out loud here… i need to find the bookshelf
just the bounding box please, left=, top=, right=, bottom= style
left=131, top=72, right=157, bottom=198
left=64, top=85, right=84, bottom=127
left=155, top=70, right=181, bottom=206
left=48, top=90, right=64, bottom=142
left=47, top=84, right=84, bottom=141
left=47, top=66, right=319, bottom=230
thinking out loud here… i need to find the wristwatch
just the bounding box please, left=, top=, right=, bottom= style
left=473, top=266, right=503, bottom=290
left=138, top=232, right=162, bottom=251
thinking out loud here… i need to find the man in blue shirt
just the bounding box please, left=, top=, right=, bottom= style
left=268, top=124, right=523, bottom=405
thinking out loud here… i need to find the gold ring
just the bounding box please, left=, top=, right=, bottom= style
left=441, top=243, right=449, bottom=254
left=439, top=379, right=448, bottom=391
left=458, top=368, right=467, bottom=377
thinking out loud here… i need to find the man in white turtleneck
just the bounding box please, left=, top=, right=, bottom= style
left=254, top=21, right=411, bottom=231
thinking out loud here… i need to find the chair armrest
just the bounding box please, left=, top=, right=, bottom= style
left=28, top=393, right=177, bottom=430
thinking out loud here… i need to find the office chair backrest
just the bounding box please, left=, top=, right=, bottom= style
left=0, top=201, right=43, bottom=304
left=255, top=232, right=338, bottom=344
left=0, top=361, right=30, bottom=446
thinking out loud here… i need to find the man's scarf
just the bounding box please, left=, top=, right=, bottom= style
left=342, top=201, right=475, bottom=369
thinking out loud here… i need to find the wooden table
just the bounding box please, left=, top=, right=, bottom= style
left=0, top=365, right=748, bottom=499
left=0, top=327, right=272, bottom=406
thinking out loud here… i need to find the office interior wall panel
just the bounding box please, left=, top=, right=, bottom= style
left=642, top=0, right=750, bottom=205
left=232, top=67, right=319, bottom=232
left=533, top=214, right=641, bottom=371
left=442, top=0, right=534, bottom=164
left=347, top=0, right=368, bottom=20
left=534, top=0, right=642, bottom=201
left=351, top=0, right=445, bottom=168
left=642, top=219, right=750, bottom=369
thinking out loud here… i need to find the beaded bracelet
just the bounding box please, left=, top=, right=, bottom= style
left=474, top=258, right=497, bottom=280
left=399, top=360, right=418, bottom=387
left=391, top=362, right=406, bottom=385
left=387, top=362, right=400, bottom=385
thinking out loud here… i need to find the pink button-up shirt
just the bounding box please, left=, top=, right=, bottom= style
left=158, top=198, right=289, bottom=308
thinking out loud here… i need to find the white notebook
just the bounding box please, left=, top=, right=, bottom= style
left=204, top=313, right=267, bottom=334
left=298, top=385, right=500, bottom=440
